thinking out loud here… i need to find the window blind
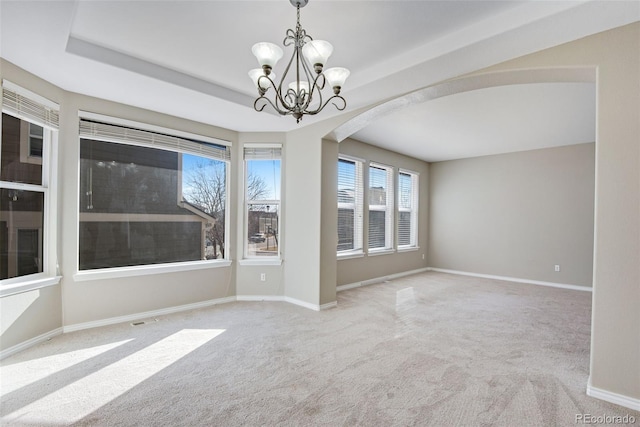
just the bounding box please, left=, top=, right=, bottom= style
left=368, top=163, right=394, bottom=250
left=244, top=146, right=282, bottom=160
left=398, top=170, right=419, bottom=247
left=2, top=86, right=59, bottom=130
left=338, top=157, right=363, bottom=252
left=79, top=119, right=231, bottom=162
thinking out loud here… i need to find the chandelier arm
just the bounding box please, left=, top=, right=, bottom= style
left=305, top=94, right=347, bottom=116
left=285, top=88, right=299, bottom=107
left=272, top=45, right=300, bottom=111
left=296, top=55, right=322, bottom=113
left=254, top=95, right=292, bottom=117
left=283, top=29, right=296, bottom=47
left=315, top=73, right=326, bottom=90
left=253, top=96, right=270, bottom=113
left=330, top=95, right=347, bottom=111
left=255, top=75, right=292, bottom=116
left=256, top=75, right=277, bottom=94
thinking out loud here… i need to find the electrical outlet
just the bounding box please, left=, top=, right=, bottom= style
left=554, top=265, right=560, bottom=272
left=260, top=273, right=266, bottom=281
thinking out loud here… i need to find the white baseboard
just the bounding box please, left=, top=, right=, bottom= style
left=587, top=378, right=640, bottom=411
left=64, top=296, right=237, bottom=333
left=1, top=327, right=63, bottom=360
left=319, top=301, right=338, bottom=310
left=236, top=295, right=284, bottom=302
left=66, top=293, right=333, bottom=333
left=337, top=267, right=431, bottom=292
left=428, top=268, right=592, bottom=292
left=284, top=296, right=322, bottom=311
left=237, top=295, right=336, bottom=311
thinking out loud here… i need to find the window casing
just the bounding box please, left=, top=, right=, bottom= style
left=398, top=170, right=419, bottom=249
left=78, top=118, right=230, bottom=271
left=337, top=156, right=363, bottom=254
left=1, top=83, right=59, bottom=287
left=368, top=163, right=394, bottom=252
left=244, top=145, right=281, bottom=259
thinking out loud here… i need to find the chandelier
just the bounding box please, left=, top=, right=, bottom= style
left=248, top=0, right=350, bottom=123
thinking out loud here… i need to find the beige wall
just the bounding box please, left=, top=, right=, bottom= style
left=337, top=138, right=429, bottom=286
left=477, top=22, right=640, bottom=402
left=320, top=138, right=338, bottom=305
left=428, top=143, right=595, bottom=287
left=0, top=285, right=62, bottom=350
left=282, top=128, right=321, bottom=306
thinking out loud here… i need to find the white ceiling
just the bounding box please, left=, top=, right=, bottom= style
left=352, top=82, right=596, bottom=162
left=1, top=1, right=638, bottom=162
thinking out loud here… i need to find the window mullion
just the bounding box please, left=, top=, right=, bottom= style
left=0, top=181, right=47, bottom=193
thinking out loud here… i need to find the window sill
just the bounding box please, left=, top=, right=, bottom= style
left=397, top=246, right=420, bottom=253
left=337, top=250, right=365, bottom=260
left=368, top=248, right=396, bottom=257
left=0, top=275, right=62, bottom=297
left=238, top=259, right=283, bottom=267
left=74, top=259, right=232, bottom=282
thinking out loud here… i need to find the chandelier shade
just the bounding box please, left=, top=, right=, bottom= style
left=302, top=40, right=333, bottom=70
left=249, top=0, right=349, bottom=123
left=251, top=42, right=284, bottom=70
left=288, top=80, right=310, bottom=94
left=324, top=67, right=350, bottom=92
left=249, top=69, right=276, bottom=90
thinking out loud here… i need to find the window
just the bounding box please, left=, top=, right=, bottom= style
left=368, top=163, right=394, bottom=251
left=1, top=83, right=59, bottom=284
left=78, top=118, right=230, bottom=270
left=28, top=123, right=44, bottom=158
left=244, top=145, right=281, bottom=258
left=398, top=170, right=419, bottom=248
left=337, top=156, right=363, bottom=254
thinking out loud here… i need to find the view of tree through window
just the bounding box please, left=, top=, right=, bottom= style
left=78, top=137, right=228, bottom=270
left=181, top=156, right=227, bottom=259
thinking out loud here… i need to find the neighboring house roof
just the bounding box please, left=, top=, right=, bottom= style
left=179, top=200, right=216, bottom=224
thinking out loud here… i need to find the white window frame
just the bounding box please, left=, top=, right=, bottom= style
left=0, top=82, right=60, bottom=297
left=75, top=113, right=231, bottom=278
left=368, top=162, right=394, bottom=253
left=337, top=155, right=364, bottom=258
left=397, top=169, right=419, bottom=250
left=243, top=144, right=282, bottom=260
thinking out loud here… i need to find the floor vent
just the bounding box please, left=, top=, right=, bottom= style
left=131, top=319, right=158, bottom=326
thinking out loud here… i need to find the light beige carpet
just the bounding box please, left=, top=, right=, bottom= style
left=1, top=272, right=638, bottom=426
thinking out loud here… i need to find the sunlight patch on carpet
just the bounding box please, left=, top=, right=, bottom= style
left=2, top=329, right=224, bottom=425
left=0, top=339, right=133, bottom=394
left=395, top=287, right=417, bottom=338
